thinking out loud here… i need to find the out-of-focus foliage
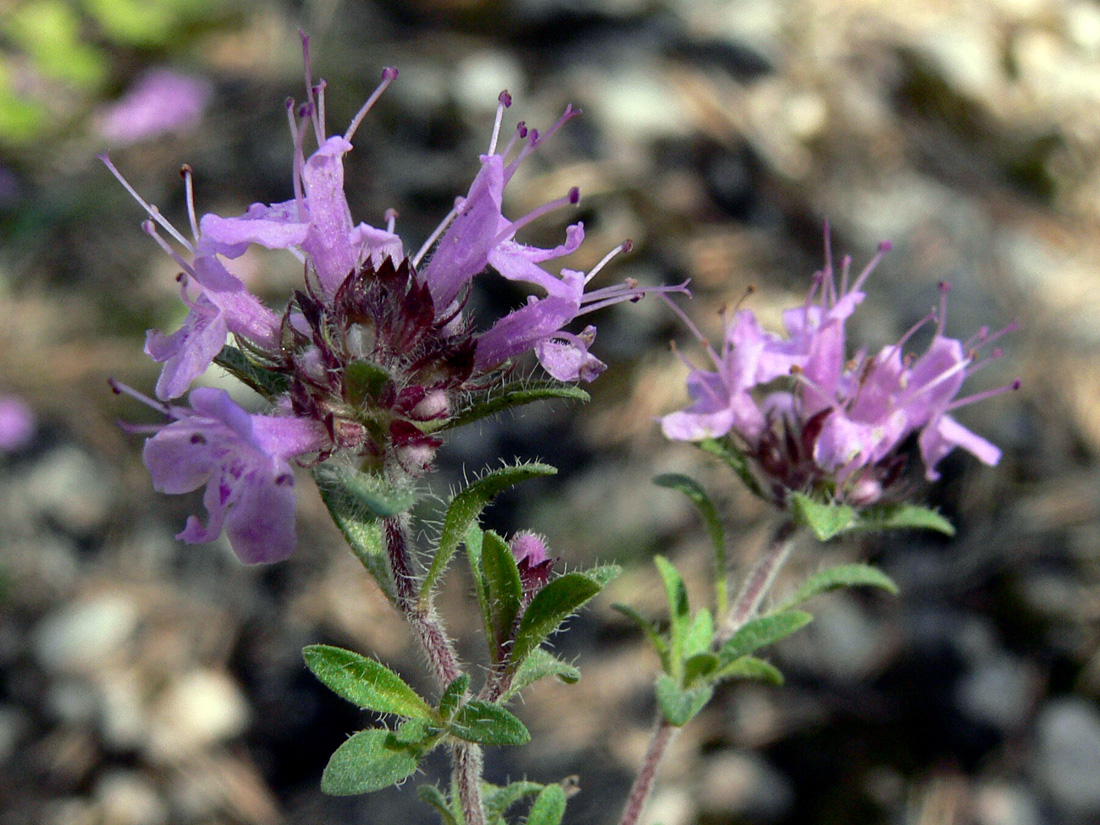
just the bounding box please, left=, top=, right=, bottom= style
left=0, top=0, right=229, bottom=146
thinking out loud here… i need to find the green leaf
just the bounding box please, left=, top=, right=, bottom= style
left=510, top=567, right=620, bottom=668
left=449, top=701, right=531, bottom=746
left=483, top=781, right=545, bottom=825
left=321, top=729, right=420, bottom=795
left=855, top=503, right=956, bottom=536
left=482, top=531, right=523, bottom=662
left=422, top=462, right=557, bottom=598
left=655, top=674, right=713, bottom=727
left=718, top=611, right=813, bottom=662
left=464, top=524, right=495, bottom=652
left=303, top=645, right=434, bottom=720
left=653, top=556, right=689, bottom=675
left=418, top=785, right=458, bottom=825
left=318, top=464, right=418, bottom=519
left=394, top=718, right=434, bottom=745
left=526, top=783, right=568, bottom=825
left=697, top=437, right=766, bottom=499
left=213, top=344, right=288, bottom=399
left=503, top=648, right=581, bottom=701
left=654, top=473, right=727, bottom=613
left=789, top=492, right=856, bottom=541
left=683, top=608, right=715, bottom=658
left=438, top=674, right=470, bottom=721
left=775, top=563, right=899, bottom=612
left=442, top=382, right=590, bottom=432
left=312, top=469, right=396, bottom=603
left=682, top=652, right=720, bottom=685
left=611, top=603, right=668, bottom=663
left=344, top=359, right=394, bottom=408
left=710, top=655, right=784, bottom=685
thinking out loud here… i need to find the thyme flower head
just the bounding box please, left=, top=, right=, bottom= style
left=661, top=228, right=1018, bottom=508
left=108, top=35, right=686, bottom=561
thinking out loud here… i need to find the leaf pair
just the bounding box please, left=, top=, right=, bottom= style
left=616, top=555, right=803, bottom=727
left=420, top=780, right=569, bottom=825
left=304, top=645, right=531, bottom=796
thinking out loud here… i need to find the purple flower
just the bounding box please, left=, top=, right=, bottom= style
left=661, top=229, right=1017, bottom=505
left=110, top=35, right=689, bottom=500
left=112, top=381, right=328, bottom=563
left=96, top=69, right=212, bottom=146
left=102, top=159, right=283, bottom=400
left=0, top=395, right=35, bottom=452
left=509, top=531, right=555, bottom=603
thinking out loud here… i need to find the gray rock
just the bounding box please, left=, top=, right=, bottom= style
left=956, top=653, right=1038, bottom=731
left=974, top=781, right=1042, bottom=825
left=32, top=594, right=139, bottom=673
left=23, top=445, right=117, bottom=535
left=1036, top=697, right=1100, bottom=816
left=94, top=769, right=168, bottom=825
left=697, top=749, right=794, bottom=821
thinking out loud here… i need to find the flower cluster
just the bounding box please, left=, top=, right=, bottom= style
left=661, top=230, right=1017, bottom=507
left=110, top=37, right=686, bottom=563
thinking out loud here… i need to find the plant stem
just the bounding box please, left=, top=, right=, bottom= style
left=619, top=520, right=798, bottom=825
left=617, top=717, right=678, bottom=825
left=384, top=518, right=485, bottom=825
left=718, top=519, right=798, bottom=643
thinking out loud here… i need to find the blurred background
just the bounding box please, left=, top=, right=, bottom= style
left=0, top=0, right=1096, bottom=823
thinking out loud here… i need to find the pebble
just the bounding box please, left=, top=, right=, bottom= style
left=1035, top=697, right=1100, bottom=816
left=32, top=594, right=139, bottom=673
left=94, top=770, right=168, bottom=825
left=697, top=749, right=793, bottom=821
left=956, top=653, right=1037, bottom=732
left=23, top=446, right=117, bottom=535
left=974, top=781, right=1042, bottom=825
left=146, top=669, right=250, bottom=760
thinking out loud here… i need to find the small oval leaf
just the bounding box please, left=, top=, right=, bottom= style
left=789, top=492, right=856, bottom=541
left=449, top=700, right=531, bottom=746
left=303, top=645, right=434, bottom=720
left=321, top=729, right=420, bottom=796
left=526, top=783, right=568, bottom=825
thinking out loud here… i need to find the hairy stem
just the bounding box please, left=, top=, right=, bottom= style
left=718, top=519, right=798, bottom=643
left=618, top=717, right=678, bottom=825
left=620, top=520, right=799, bottom=825
left=383, top=518, right=484, bottom=825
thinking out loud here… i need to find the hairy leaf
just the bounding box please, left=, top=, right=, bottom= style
left=776, top=563, right=899, bottom=611
left=711, top=655, right=784, bottom=685
left=303, top=645, right=434, bottom=720
left=655, top=674, right=713, bottom=727
left=526, top=783, right=568, bottom=825
left=789, top=492, right=856, bottom=541
left=856, top=503, right=955, bottom=536
left=422, top=462, right=557, bottom=598
left=482, top=530, right=523, bottom=662
left=442, top=382, right=590, bottom=431
left=718, top=611, right=812, bottom=662
left=449, top=701, right=531, bottom=746
left=312, top=469, right=395, bottom=603
left=503, top=648, right=581, bottom=701
left=510, top=567, right=619, bottom=668
left=321, top=729, right=420, bottom=795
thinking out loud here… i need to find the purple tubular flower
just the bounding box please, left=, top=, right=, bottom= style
left=112, top=381, right=328, bottom=563
left=102, top=159, right=282, bottom=400
left=112, top=36, right=689, bottom=507
left=661, top=229, right=1018, bottom=505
